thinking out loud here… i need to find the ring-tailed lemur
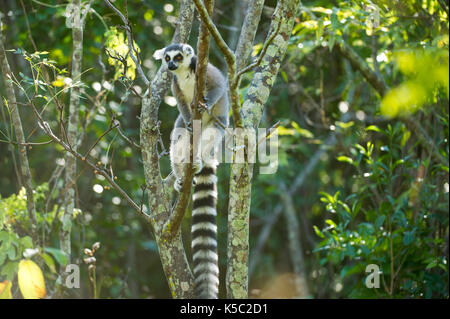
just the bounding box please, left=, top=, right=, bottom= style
left=153, top=43, right=229, bottom=299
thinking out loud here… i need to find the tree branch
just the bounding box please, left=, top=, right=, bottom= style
left=233, top=13, right=283, bottom=89
left=192, top=0, right=235, bottom=67
left=336, top=39, right=388, bottom=97
left=234, top=0, right=265, bottom=70
left=139, top=0, right=196, bottom=298
left=279, top=183, right=310, bottom=298
left=162, top=0, right=215, bottom=239
left=103, top=0, right=149, bottom=86
left=31, top=105, right=149, bottom=221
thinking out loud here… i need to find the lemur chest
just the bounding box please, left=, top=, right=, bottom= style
left=176, top=71, right=196, bottom=105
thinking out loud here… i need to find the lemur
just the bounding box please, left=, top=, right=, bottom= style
left=153, top=43, right=229, bottom=299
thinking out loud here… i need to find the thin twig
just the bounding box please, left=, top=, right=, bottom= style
left=192, top=0, right=236, bottom=67
left=103, top=0, right=149, bottom=86
left=84, top=119, right=120, bottom=159
left=233, top=15, right=283, bottom=88
left=30, top=101, right=149, bottom=221
left=116, top=124, right=140, bottom=149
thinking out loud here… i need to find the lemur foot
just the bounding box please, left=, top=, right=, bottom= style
left=193, top=159, right=203, bottom=174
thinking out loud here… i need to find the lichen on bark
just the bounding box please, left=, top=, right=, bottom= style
left=226, top=0, right=301, bottom=299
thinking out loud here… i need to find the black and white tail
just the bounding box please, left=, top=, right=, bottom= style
left=192, top=164, right=219, bottom=299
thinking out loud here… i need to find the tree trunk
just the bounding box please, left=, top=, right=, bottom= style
left=226, top=0, right=301, bottom=298
left=60, top=0, right=83, bottom=263
left=0, top=15, right=38, bottom=242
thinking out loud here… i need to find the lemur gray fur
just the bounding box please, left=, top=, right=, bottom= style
left=153, top=43, right=229, bottom=299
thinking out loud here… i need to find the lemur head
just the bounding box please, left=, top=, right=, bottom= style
left=153, top=43, right=195, bottom=73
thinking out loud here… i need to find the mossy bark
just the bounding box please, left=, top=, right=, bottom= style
left=139, top=0, right=196, bottom=298
left=60, top=0, right=83, bottom=263
left=226, top=0, right=301, bottom=298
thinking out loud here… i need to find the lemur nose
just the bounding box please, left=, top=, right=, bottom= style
left=168, top=61, right=177, bottom=70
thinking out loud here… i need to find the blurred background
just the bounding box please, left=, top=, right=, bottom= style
left=0, top=0, right=448, bottom=298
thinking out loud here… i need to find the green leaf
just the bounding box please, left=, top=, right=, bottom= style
left=316, top=19, right=324, bottom=42
left=365, top=125, right=382, bottom=133
left=375, top=215, right=385, bottom=229
left=291, top=121, right=314, bottom=138
left=40, top=253, right=57, bottom=273
left=328, top=33, right=336, bottom=52
left=281, top=71, right=288, bottom=83
left=20, top=236, right=33, bottom=249
left=313, top=225, right=325, bottom=238
left=0, top=262, right=19, bottom=281
left=325, top=219, right=337, bottom=229
left=403, top=230, right=415, bottom=246
left=277, top=126, right=296, bottom=136
left=44, top=248, right=68, bottom=266
left=336, top=121, right=354, bottom=129
left=337, top=156, right=354, bottom=165
left=330, top=8, right=339, bottom=30
left=7, top=246, right=16, bottom=260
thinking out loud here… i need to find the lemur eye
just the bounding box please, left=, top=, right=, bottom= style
left=165, top=55, right=170, bottom=62
left=175, top=54, right=183, bottom=61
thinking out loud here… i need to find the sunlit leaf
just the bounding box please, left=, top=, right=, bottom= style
left=17, top=259, right=46, bottom=299
left=365, top=125, right=381, bottom=133
left=337, top=156, right=354, bottom=165
left=51, top=76, right=65, bottom=87
left=0, top=281, right=12, bottom=299
left=277, top=126, right=296, bottom=136
left=325, top=219, right=337, bottom=228
left=291, top=121, right=314, bottom=138
left=313, top=225, right=325, bottom=238
left=144, top=9, right=154, bottom=21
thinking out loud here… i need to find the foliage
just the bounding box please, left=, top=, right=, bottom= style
left=104, top=26, right=139, bottom=81
left=381, top=47, right=449, bottom=118
left=316, top=122, right=448, bottom=298
left=0, top=0, right=448, bottom=298
left=17, top=259, right=46, bottom=299
left=0, top=185, right=69, bottom=297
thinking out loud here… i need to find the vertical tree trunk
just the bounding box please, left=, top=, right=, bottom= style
left=139, top=0, right=196, bottom=298
left=0, top=15, right=38, bottom=242
left=60, top=0, right=83, bottom=263
left=226, top=0, right=301, bottom=298
left=280, top=185, right=310, bottom=298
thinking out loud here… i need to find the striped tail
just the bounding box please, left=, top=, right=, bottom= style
left=192, top=164, right=219, bottom=299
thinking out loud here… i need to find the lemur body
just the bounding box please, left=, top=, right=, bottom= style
left=153, top=43, right=229, bottom=299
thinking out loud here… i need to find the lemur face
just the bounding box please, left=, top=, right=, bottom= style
left=153, top=43, right=195, bottom=73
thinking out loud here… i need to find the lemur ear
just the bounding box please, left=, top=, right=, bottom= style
left=153, top=48, right=165, bottom=60
left=182, top=44, right=194, bottom=56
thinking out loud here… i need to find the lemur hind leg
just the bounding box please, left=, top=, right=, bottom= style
left=170, top=116, right=191, bottom=192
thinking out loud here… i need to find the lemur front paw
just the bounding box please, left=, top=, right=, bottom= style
left=174, top=178, right=183, bottom=192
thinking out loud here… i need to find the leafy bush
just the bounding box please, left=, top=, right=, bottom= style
left=315, top=122, right=449, bottom=298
